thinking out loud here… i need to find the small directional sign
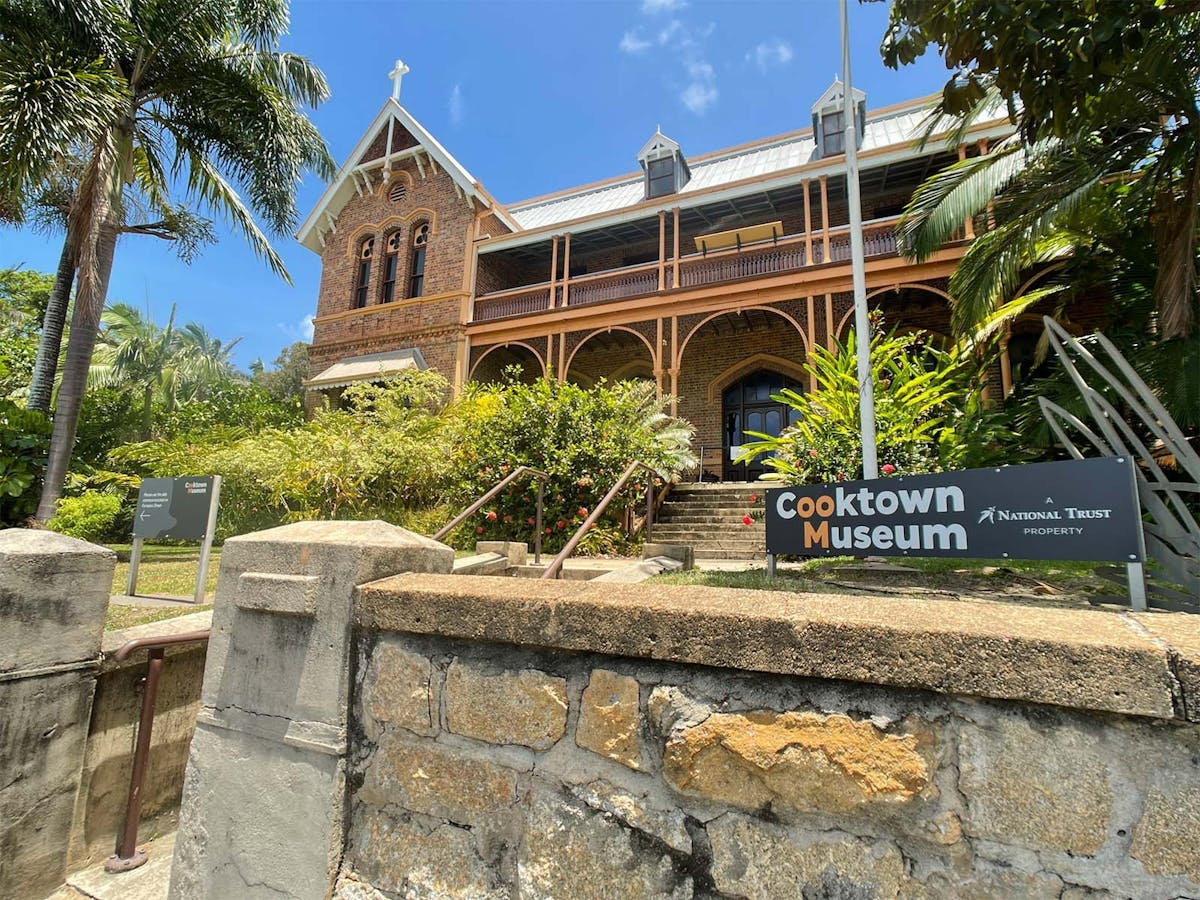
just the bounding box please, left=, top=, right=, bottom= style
left=132, top=477, right=216, bottom=540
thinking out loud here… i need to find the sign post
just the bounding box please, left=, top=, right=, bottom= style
left=765, top=457, right=1147, bottom=607
left=128, top=476, right=222, bottom=602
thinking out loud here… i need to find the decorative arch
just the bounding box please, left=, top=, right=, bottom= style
left=343, top=208, right=440, bottom=259
left=676, top=305, right=809, bottom=369
left=375, top=169, right=413, bottom=199
left=836, top=283, right=954, bottom=339
left=468, top=341, right=547, bottom=381
left=705, top=353, right=810, bottom=404
left=564, top=326, right=658, bottom=378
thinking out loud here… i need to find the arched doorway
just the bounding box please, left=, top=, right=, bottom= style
left=470, top=343, right=543, bottom=385
left=722, top=370, right=801, bottom=481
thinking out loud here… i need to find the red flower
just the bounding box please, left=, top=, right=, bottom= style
left=527, top=517, right=536, bottom=525
left=749, top=493, right=758, bottom=502
left=476, top=526, right=484, bottom=534
left=486, top=510, right=498, bottom=521
left=545, top=527, right=552, bottom=534
left=809, top=449, right=819, bottom=458
left=882, top=463, right=896, bottom=475
left=836, top=473, right=845, bottom=481
left=742, top=515, right=753, bottom=526
left=556, top=520, right=565, bottom=529
left=578, top=507, right=588, bottom=517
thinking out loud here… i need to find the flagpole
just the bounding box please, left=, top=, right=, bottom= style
left=840, top=0, right=879, bottom=480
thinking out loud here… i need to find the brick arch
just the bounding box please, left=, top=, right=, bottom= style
left=705, top=353, right=810, bottom=404
left=375, top=169, right=414, bottom=199
left=468, top=341, right=546, bottom=381
left=343, top=208, right=440, bottom=259
left=564, top=326, right=658, bottom=379
left=676, top=305, right=809, bottom=369
left=837, top=282, right=953, bottom=339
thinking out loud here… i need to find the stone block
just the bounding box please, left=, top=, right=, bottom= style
left=361, top=641, right=435, bottom=739
left=576, top=669, right=642, bottom=769
left=959, top=714, right=1112, bottom=855
left=476, top=541, right=527, bottom=566
left=708, top=813, right=908, bottom=899
left=663, top=708, right=931, bottom=816
left=233, top=572, right=320, bottom=616
left=357, top=738, right=519, bottom=826
left=445, top=660, right=567, bottom=750
left=517, top=788, right=691, bottom=900
left=1131, top=787, right=1200, bottom=879
left=341, top=807, right=505, bottom=899
left=569, top=780, right=691, bottom=854
left=0, top=528, right=114, bottom=674
left=642, top=542, right=694, bottom=569
left=918, top=866, right=1064, bottom=899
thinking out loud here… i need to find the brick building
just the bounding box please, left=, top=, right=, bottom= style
left=298, top=65, right=1032, bottom=479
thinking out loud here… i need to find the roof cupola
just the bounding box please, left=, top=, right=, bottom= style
left=811, top=78, right=865, bottom=158
left=637, top=129, right=690, bottom=200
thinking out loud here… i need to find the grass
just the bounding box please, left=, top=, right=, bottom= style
left=108, top=543, right=221, bottom=597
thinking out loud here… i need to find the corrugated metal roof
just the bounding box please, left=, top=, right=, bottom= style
left=508, top=102, right=954, bottom=231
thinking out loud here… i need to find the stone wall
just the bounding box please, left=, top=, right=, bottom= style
left=167, top=523, right=1200, bottom=900
left=339, top=574, right=1200, bottom=900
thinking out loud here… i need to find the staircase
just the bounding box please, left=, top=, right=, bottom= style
left=650, top=483, right=766, bottom=560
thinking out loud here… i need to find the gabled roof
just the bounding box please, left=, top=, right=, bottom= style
left=295, top=99, right=519, bottom=253
left=638, top=129, right=681, bottom=162
left=810, top=77, right=866, bottom=114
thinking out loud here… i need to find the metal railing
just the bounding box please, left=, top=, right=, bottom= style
left=434, top=465, right=551, bottom=564
left=105, top=629, right=211, bottom=873
left=540, top=460, right=666, bottom=580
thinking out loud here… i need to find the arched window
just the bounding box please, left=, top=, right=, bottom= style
left=381, top=231, right=402, bottom=303
left=409, top=223, right=429, bottom=298
left=353, top=237, right=374, bottom=309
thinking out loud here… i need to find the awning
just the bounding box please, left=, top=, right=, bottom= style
left=303, top=348, right=428, bottom=391
left=695, top=220, right=783, bottom=254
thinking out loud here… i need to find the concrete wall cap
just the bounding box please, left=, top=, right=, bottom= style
left=357, top=574, right=1199, bottom=722
left=0, top=527, right=116, bottom=559
left=100, top=610, right=213, bottom=673
left=225, top=519, right=448, bottom=551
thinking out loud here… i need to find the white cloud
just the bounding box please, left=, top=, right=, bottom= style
left=279, top=314, right=314, bottom=343
left=448, top=83, right=464, bottom=126
left=657, top=19, right=683, bottom=45
left=749, top=38, right=793, bottom=73
left=620, top=30, right=652, bottom=53
left=681, top=80, right=717, bottom=114
left=642, top=0, right=686, bottom=13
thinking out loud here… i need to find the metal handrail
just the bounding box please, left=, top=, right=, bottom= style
left=434, top=465, right=551, bottom=564
left=541, top=460, right=666, bottom=580
left=105, top=628, right=211, bottom=873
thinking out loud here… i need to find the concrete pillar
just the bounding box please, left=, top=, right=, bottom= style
left=168, top=521, right=454, bottom=900
left=0, top=529, right=115, bottom=900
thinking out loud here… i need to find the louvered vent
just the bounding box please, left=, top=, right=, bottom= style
left=388, top=182, right=407, bottom=203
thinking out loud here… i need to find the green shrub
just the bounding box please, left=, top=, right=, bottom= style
left=446, top=376, right=695, bottom=551
left=0, top=400, right=51, bottom=525
left=739, top=326, right=1011, bottom=484
left=48, top=491, right=123, bottom=543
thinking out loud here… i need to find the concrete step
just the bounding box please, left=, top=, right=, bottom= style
left=651, top=530, right=764, bottom=543
left=659, top=503, right=762, bottom=515
left=655, top=514, right=764, bottom=524
left=694, top=548, right=770, bottom=560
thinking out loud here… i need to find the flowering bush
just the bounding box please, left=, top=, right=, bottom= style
left=737, top=327, right=1009, bottom=485
left=447, top=376, right=694, bottom=551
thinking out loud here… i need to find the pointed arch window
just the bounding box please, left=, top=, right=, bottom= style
left=409, top=223, right=429, bottom=298
left=353, top=237, right=374, bottom=309
left=381, top=231, right=402, bottom=303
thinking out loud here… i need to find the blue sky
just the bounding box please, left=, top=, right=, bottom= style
left=1, top=0, right=950, bottom=369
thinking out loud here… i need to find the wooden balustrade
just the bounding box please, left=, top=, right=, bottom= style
left=470, top=219, right=901, bottom=322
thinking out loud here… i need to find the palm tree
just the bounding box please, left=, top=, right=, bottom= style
left=0, top=0, right=333, bottom=520
left=177, top=322, right=244, bottom=400
left=89, top=303, right=185, bottom=439
left=897, top=11, right=1200, bottom=343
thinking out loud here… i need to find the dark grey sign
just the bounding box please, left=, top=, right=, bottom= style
left=765, top=457, right=1143, bottom=562
left=133, top=477, right=217, bottom=540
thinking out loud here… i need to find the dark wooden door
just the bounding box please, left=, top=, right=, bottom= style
left=722, top=370, right=800, bottom=481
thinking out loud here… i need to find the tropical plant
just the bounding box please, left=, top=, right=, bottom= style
left=0, top=399, right=51, bottom=525
left=0, top=0, right=333, bottom=521
left=251, top=341, right=310, bottom=402
left=447, top=375, right=695, bottom=549
left=737, top=327, right=1010, bottom=484
left=881, top=0, right=1200, bottom=343
left=0, top=267, right=52, bottom=397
